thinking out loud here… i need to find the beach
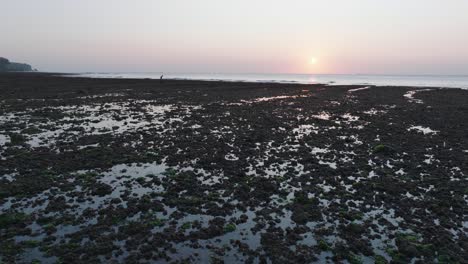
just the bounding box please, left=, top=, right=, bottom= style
left=0, top=73, right=467, bottom=263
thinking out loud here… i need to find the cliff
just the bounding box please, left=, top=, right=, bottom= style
left=0, top=57, right=35, bottom=72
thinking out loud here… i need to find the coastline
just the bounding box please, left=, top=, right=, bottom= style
left=0, top=72, right=467, bottom=263
left=64, top=72, right=468, bottom=90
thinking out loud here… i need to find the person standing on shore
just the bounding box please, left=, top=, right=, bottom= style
left=160, top=74, right=164, bottom=84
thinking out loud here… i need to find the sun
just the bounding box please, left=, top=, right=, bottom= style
left=309, top=57, right=318, bottom=65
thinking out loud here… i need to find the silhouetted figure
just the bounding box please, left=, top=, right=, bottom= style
left=160, top=74, right=164, bottom=84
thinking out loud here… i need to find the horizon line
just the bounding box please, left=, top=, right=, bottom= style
left=55, top=71, right=468, bottom=77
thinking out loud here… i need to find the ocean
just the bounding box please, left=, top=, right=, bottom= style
left=74, top=72, right=468, bottom=89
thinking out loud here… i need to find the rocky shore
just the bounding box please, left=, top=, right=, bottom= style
left=0, top=73, right=467, bottom=263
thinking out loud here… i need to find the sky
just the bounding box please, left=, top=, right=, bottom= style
left=2, top=0, right=468, bottom=74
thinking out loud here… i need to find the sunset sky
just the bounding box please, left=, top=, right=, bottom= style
left=2, top=0, right=468, bottom=74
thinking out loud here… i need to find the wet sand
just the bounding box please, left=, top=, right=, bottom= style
left=0, top=73, right=467, bottom=263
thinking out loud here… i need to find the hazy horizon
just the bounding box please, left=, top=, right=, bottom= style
left=72, top=71, right=468, bottom=77
left=2, top=0, right=468, bottom=75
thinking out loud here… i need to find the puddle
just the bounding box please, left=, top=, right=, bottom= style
left=408, top=126, right=439, bottom=135
left=0, top=134, right=10, bottom=145
left=242, top=94, right=309, bottom=103
left=341, top=113, right=360, bottom=122
left=348, top=86, right=371, bottom=92
left=311, top=112, right=331, bottom=120
left=293, top=124, right=319, bottom=138
left=363, top=108, right=388, bottom=116
left=403, top=89, right=433, bottom=104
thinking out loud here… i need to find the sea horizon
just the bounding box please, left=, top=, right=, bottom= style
left=70, top=72, right=468, bottom=89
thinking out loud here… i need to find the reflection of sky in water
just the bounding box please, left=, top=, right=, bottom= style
left=75, top=73, right=468, bottom=89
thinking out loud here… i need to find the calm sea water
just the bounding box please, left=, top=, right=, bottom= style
left=75, top=72, right=468, bottom=89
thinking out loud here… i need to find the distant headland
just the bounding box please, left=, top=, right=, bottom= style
left=0, top=57, right=36, bottom=72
